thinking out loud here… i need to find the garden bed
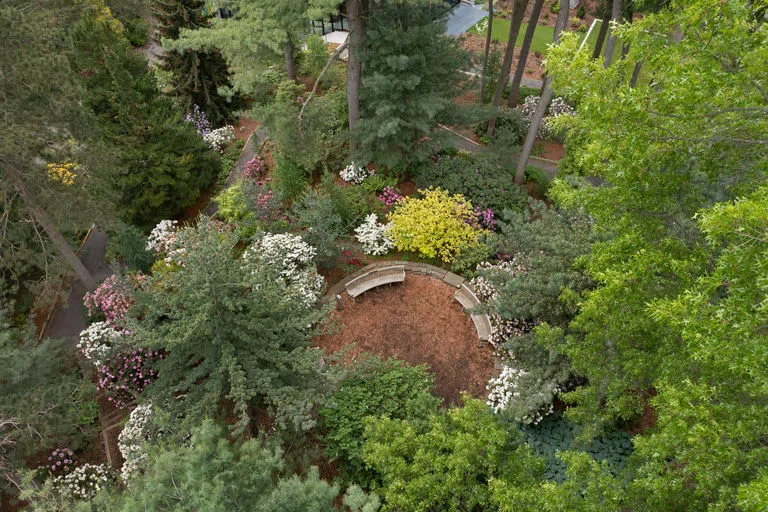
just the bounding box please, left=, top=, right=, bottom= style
left=312, top=274, right=494, bottom=405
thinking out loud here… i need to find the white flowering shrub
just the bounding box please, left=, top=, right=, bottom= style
left=243, top=233, right=325, bottom=306
left=486, top=365, right=558, bottom=425
left=146, top=220, right=178, bottom=254
left=470, top=260, right=535, bottom=348
left=354, top=214, right=394, bottom=256
left=516, top=95, right=575, bottom=140
left=53, top=463, right=111, bottom=501
left=339, top=162, right=374, bottom=184
left=203, top=126, right=235, bottom=152
left=77, top=322, right=123, bottom=365
left=118, top=404, right=154, bottom=484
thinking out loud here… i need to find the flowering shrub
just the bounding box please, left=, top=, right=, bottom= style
left=377, top=186, right=403, bottom=208
left=242, top=155, right=266, bottom=179
left=340, top=162, right=374, bottom=184
left=203, top=126, right=235, bottom=152
left=474, top=206, right=496, bottom=231
left=243, top=233, right=325, bottom=306
left=486, top=365, right=556, bottom=424
left=78, top=322, right=123, bottom=365
left=45, top=448, right=76, bottom=475
left=387, top=188, right=484, bottom=262
left=354, top=214, right=394, bottom=256
left=53, top=463, right=111, bottom=501
left=97, top=348, right=165, bottom=409
left=184, top=104, right=211, bottom=136
left=517, top=95, right=575, bottom=139
left=118, top=404, right=154, bottom=483
left=46, top=162, right=78, bottom=185
left=470, top=260, right=535, bottom=347
left=146, top=220, right=178, bottom=255
left=83, top=274, right=145, bottom=327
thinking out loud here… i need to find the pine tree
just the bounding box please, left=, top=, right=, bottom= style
left=153, top=0, right=236, bottom=125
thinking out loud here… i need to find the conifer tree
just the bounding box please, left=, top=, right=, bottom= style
left=153, top=0, right=236, bottom=125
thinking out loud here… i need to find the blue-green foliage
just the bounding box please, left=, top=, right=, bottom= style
left=518, top=412, right=633, bottom=483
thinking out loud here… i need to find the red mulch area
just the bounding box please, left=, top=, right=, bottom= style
left=313, top=274, right=494, bottom=405
left=535, top=140, right=565, bottom=161
left=459, top=33, right=546, bottom=81
left=233, top=117, right=260, bottom=143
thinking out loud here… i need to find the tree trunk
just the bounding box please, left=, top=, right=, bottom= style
left=6, top=167, right=97, bottom=291
left=479, top=0, right=494, bottom=104
left=346, top=0, right=365, bottom=138
left=508, top=0, right=545, bottom=107
left=486, top=0, right=529, bottom=138
left=602, top=0, right=622, bottom=68
left=630, top=60, right=643, bottom=87
left=283, top=41, right=296, bottom=81
left=514, top=0, right=569, bottom=185
left=591, top=0, right=610, bottom=60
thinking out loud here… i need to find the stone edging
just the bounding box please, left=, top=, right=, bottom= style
left=326, top=261, right=495, bottom=349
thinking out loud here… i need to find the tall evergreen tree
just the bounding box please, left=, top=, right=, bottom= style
left=355, top=0, right=467, bottom=168
left=153, top=0, right=236, bottom=125
left=70, top=3, right=219, bottom=228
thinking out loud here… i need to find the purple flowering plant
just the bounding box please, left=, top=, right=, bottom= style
left=377, top=186, right=403, bottom=208
left=243, top=156, right=266, bottom=180
left=97, top=348, right=165, bottom=409
left=184, top=105, right=211, bottom=137
left=45, top=447, right=76, bottom=475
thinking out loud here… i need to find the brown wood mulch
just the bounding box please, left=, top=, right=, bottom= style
left=313, top=274, right=494, bottom=405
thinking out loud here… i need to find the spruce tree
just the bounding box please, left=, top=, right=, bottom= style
left=153, top=0, right=236, bottom=125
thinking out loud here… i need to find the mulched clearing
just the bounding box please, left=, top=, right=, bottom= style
left=313, top=274, right=494, bottom=404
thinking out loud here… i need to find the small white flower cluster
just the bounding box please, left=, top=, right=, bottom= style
left=486, top=365, right=556, bottom=425
left=53, top=463, right=111, bottom=501
left=470, top=260, right=535, bottom=348
left=339, top=162, right=374, bottom=185
left=243, top=233, right=325, bottom=306
left=517, top=96, right=575, bottom=139
left=118, top=404, right=154, bottom=484
left=78, top=322, right=122, bottom=365
left=146, top=220, right=185, bottom=267
left=354, top=214, right=394, bottom=255
left=203, top=126, right=234, bottom=152
left=147, top=220, right=178, bottom=254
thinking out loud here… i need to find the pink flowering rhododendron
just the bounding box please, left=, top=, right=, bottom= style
left=377, top=186, right=403, bottom=208
left=97, top=348, right=165, bottom=409
left=44, top=447, right=76, bottom=475
left=242, top=156, right=266, bottom=179
left=83, top=274, right=146, bottom=327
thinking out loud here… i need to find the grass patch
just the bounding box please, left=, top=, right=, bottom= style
left=470, top=18, right=602, bottom=54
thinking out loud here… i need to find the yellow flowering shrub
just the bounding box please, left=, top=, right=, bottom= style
left=387, top=187, right=483, bottom=262
left=46, top=162, right=78, bottom=186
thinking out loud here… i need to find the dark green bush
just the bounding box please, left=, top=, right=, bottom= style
left=273, top=154, right=310, bottom=202
left=321, top=356, right=439, bottom=485
left=291, top=189, right=348, bottom=266
left=576, top=5, right=587, bottom=18
left=106, top=223, right=154, bottom=272
left=550, top=2, right=560, bottom=14
left=449, top=235, right=499, bottom=278
left=524, top=165, right=552, bottom=197
left=415, top=153, right=528, bottom=214
left=361, top=173, right=398, bottom=193
left=319, top=172, right=383, bottom=226
left=124, top=17, right=148, bottom=46
left=475, top=107, right=528, bottom=146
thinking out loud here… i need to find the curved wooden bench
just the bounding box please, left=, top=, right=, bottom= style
left=454, top=283, right=493, bottom=345
left=346, top=265, right=406, bottom=300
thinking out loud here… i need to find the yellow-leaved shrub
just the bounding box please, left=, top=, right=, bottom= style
left=387, top=187, right=483, bottom=262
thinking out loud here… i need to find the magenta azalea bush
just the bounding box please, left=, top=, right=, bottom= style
left=45, top=448, right=76, bottom=475
left=377, top=186, right=403, bottom=208
left=474, top=206, right=496, bottom=231
left=84, top=276, right=131, bottom=327
left=242, top=156, right=266, bottom=180
left=97, top=348, right=165, bottom=409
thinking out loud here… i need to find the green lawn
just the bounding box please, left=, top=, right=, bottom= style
left=469, top=17, right=603, bottom=54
